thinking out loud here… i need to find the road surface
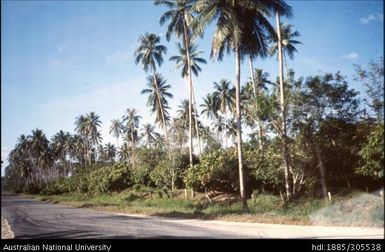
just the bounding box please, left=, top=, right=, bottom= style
left=1, top=195, right=383, bottom=239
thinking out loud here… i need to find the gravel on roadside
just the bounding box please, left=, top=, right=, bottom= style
left=1, top=216, right=14, bottom=239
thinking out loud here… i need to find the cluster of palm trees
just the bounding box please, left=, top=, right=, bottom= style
left=6, top=1, right=304, bottom=206
left=134, top=0, right=298, bottom=207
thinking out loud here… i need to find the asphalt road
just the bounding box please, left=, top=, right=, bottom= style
left=1, top=195, right=383, bottom=239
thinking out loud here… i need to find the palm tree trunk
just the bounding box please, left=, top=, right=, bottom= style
left=235, top=46, right=247, bottom=210
left=248, top=56, right=263, bottom=148
left=153, top=71, right=173, bottom=189
left=248, top=56, right=257, bottom=95
left=192, top=85, right=202, bottom=157
left=224, top=111, right=228, bottom=148
left=131, top=131, right=136, bottom=169
left=276, top=13, right=292, bottom=201
left=315, top=143, right=328, bottom=198
left=183, top=19, right=194, bottom=169
left=153, top=72, right=171, bottom=157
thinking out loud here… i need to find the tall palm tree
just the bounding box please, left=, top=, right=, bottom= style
left=109, top=119, right=123, bottom=147
left=170, top=42, right=207, bottom=156
left=212, top=79, right=235, bottom=147
left=200, top=93, right=218, bottom=121
left=140, top=123, right=159, bottom=148
left=141, top=74, right=173, bottom=142
left=225, top=119, right=237, bottom=146
left=134, top=32, right=167, bottom=73
left=104, top=143, right=117, bottom=164
left=193, top=0, right=292, bottom=209
left=29, top=129, right=52, bottom=185
left=86, top=112, right=102, bottom=165
left=170, top=42, right=207, bottom=78
left=156, top=0, right=197, bottom=168
left=274, top=12, right=294, bottom=201
left=243, top=69, right=274, bottom=145
left=269, top=23, right=301, bottom=75
left=74, top=115, right=88, bottom=165
left=74, top=113, right=102, bottom=166
left=134, top=33, right=171, bottom=155
left=122, top=108, right=141, bottom=168
left=51, top=130, right=71, bottom=177
left=119, top=143, right=130, bottom=162
left=170, top=118, right=188, bottom=150
left=97, top=144, right=106, bottom=162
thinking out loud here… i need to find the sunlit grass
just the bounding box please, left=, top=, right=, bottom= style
left=25, top=188, right=384, bottom=227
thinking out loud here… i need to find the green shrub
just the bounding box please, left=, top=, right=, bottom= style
left=244, top=145, right=284, bottom=191
left=87, top=163, right=132, bottom=194
left=184, top=149, right=239, bottom=192
left=132, top=148, right=166, bottom=186
left=150, top=152, right=191, bottom=189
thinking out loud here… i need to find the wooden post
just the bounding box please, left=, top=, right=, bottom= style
left=380, top=190, right=384, bottom=205
left=328, top=192, right=332, bottom=201
left=205, top=188, right=212, bottom=204
left=279, top=191, right=285, bottom=204
left=184, top=188, right=188, bottom=199
left=191, top=189, right=195, bottom=198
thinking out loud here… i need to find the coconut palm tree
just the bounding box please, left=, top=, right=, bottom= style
left=170, top=42, right=207, bottom=78
left=140, top=123, right=159, bottom=148
left=269, top=23, right=301, bottom=74
left=212, top=79, right=235, bottom=147
left=86, top=112, right=102, bottom=146
left=29, top=129, right=52, bottom=185
left=274, top=13, right=295, bottom=201
left=134, top=33, right=171, bottom=154
left=104, top=143, right=117, bottom=164
left=141, top=74, right=173, bottom=139
left=200, top=93, right=218, bottom=121
left=170, top=42, right=207, bottom=156
left=109, top=119, right=123, bottom=147
left=74, top=115, right=88, bottom=165
left=134, top=32, right=167, bottom=74
left=170, top=117, right=188, bottom=150
left=86, top=112, right=102, bottom=165
left=74, top=113, right=102, bottom=166
left=51, top=130, right=71, bottom=177
left=193, top=0, right=292, bottom=208
left=122, top=108, right=141, bottom=168
left=97, top=144, right=106, bottom=163
left=242, top=69, right=274, bottom=145
left=156, top=0, right=198, bottom=168
left=119, top=143, right=130, bottom=162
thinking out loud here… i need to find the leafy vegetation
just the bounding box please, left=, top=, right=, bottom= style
left=3, top=0, right=383, bottom=225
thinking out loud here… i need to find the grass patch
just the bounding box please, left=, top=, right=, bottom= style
left=22, top=188, right=384, bottom=227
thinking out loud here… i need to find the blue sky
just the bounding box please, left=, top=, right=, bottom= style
left=1, top=0, right=383, bottom=175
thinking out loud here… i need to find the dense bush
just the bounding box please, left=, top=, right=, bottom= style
left=244, top=144, right=284, bottom=192
left=87, top=163, right=132, bottom=194
left=132, top=148, right=166, bottom=186
left=41, top=163, right=132, bottom=195
left=356, top=123, right=384, bottom=179
left=150, top=152, right=192, bottom=189
left=184, top=149, right=239, bottom=192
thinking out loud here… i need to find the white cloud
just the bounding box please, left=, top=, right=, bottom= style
left=104, top=50, right=132, bottom=64
left=360, top=13, right=383, bottom=24
left=342, top=52, right=359, bottom=60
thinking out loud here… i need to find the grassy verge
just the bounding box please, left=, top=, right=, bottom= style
left=22, top=188, right=384, bottom=227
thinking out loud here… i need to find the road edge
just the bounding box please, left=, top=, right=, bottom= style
left=1, top=216, right=15, bottom=239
